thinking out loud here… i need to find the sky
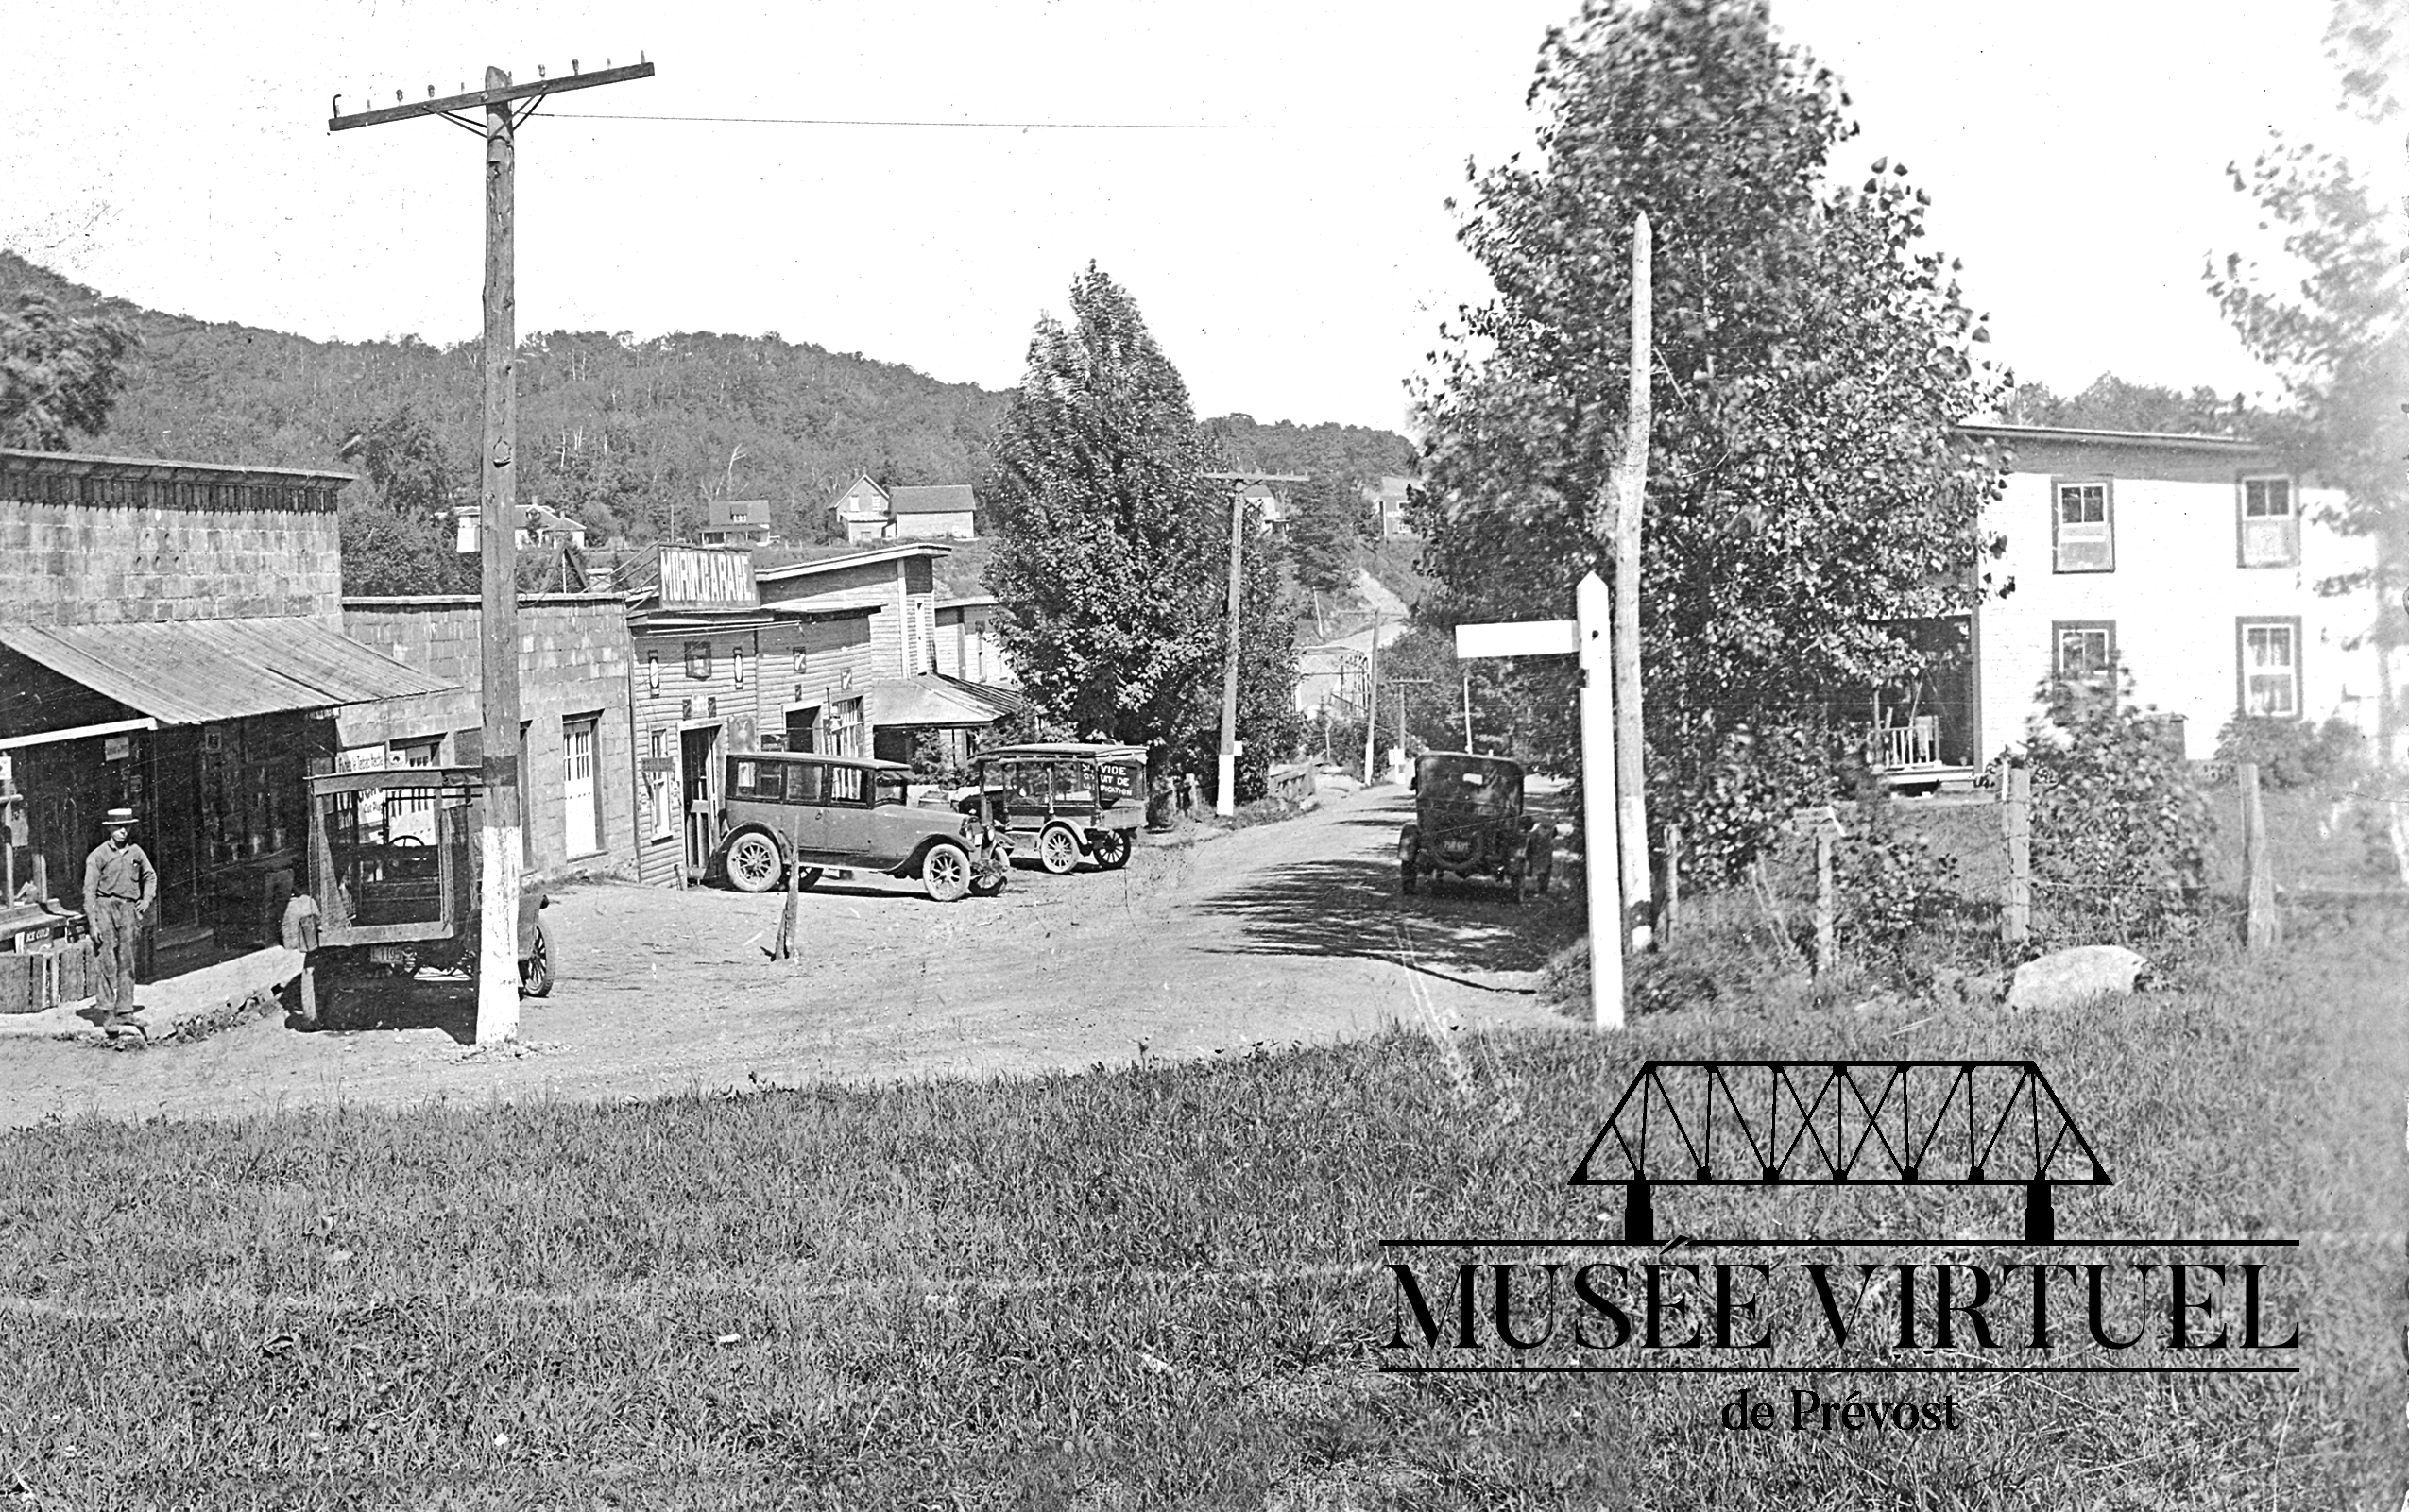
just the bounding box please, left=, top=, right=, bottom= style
left=6, top=0, right=2397, bottom=436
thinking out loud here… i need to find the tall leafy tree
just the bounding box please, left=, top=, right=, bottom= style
left=984, top=264, right=1300, bottom=796
left=2207, top=0, right=2408, bottom=752
left=0, top=291, right=134, bottom=450
left=1413, top=0, right=2009, bottom=876
left=1288, top=473, right=1370, bottom=598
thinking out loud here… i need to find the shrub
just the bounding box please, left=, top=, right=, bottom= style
left=1833, top=765, right=1961, bottom=977
left=2212, top=714, right=2369, bottom=790
left=2025, top=672, right=2214, bottom=946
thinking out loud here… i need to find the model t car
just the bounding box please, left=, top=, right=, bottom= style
left=1398, top=751, right=1555, bottom=901
left=293, top=765, right=553, bottom=1026
left=959, top=742, right=1148, bottom=874
left=711, top=752, right=1009, bottom=901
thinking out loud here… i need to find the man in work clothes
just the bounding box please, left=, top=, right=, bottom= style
left=82, top=807, right=155, bottom=1027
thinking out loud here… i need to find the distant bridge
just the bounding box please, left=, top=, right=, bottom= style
left=1568, top=1061, right=2110, bottom=1242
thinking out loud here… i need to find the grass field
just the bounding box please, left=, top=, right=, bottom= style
left=4, top=880, right=2401, bottom=1508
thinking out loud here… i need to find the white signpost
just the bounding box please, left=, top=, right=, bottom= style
left=1454, top=570, right=1624, bottom=1029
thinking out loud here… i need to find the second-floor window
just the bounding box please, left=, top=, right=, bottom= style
left=2053, top=482, right=2113, bottom=572
left=2239, top=476, right=2298, bottom=568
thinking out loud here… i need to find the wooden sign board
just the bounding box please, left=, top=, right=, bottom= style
left=1456, top=620, right=1578, bottom=660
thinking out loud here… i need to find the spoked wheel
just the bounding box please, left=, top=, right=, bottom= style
left=725, top=832, right=783, bottom=893
left=1037, top=825, right=1081, bottom=875
left=1091, top=829, right=1133, bottom=870
left=969, top=867, right=1007, bottom=897
left=922, top=841, right=972, bottom=902
left=519, top=919, right=555, bottom=998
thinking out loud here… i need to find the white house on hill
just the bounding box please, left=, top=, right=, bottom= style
left=829, top=474, right=979, bottom=543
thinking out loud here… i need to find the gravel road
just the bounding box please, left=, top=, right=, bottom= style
left=0, top=783, right=1581, bottom=1126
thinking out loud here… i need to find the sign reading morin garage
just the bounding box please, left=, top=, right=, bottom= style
left=657, top=548, right=759, bottom=612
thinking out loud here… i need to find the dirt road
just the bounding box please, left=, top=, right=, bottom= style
left=0, top=785, right=1580, bottom=1126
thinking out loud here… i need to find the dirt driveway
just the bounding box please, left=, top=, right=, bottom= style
left=0, top=785, right=1580, bottom=1126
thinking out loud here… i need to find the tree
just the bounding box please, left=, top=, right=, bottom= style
left=0, top=291, right=134, bottom=449
left=1412, top=0, right=2009, bottom=878
left=2207, top=0, right=2409, bottom=755
left=1288, top=473, right=1369, bottom=598
left=2002, top=373, right=2242, bottom=434
left=983, top=264, right=1301, bottom=798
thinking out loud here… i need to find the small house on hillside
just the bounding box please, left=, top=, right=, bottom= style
left=1363, top=475, right=1417, bottom=540
left=702, top=498, right=772, bottom=549
left=452, top=501, right=588, bottom=553
left=828, top=473, right=978, bottom=543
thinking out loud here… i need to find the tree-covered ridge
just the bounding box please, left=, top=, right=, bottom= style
left=0, top=251, right=1009, bottom=548
left=1203, top=413, right=1417, bottom=488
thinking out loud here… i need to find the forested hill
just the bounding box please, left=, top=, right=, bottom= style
left=1, top=252, right=1416, bottom=552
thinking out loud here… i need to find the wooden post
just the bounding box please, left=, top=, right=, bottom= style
left=1661, top=822, right=1682, bottom=945
left=1612, top=212, right=1655, bottom=954
left=474, top=64, right=524, bottom=1045
left=1577, top=572, right=1624, bottom=1029
left=772, top=834, right=800, bottom=961
left=2001, top=760, right=2031, bottom=946
left=1813, top=825, right=1837, bottom=976
left=1461, top=671, right=1475, bottom=749
left=2241, top=761, right=2280, bottom=950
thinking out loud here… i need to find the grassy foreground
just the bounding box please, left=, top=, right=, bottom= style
left=3, top=911, right=2402, bottom=1508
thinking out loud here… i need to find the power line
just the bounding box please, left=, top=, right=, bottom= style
left=547, top=111, right=1427, bottom=130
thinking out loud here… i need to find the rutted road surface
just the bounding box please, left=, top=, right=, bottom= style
left=0, top=784, right=1580, bottom=1126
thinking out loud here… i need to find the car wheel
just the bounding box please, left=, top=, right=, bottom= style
left=970, top=868, right=1006, bottom=897
left=793, top=867, right=823, bottom=892
left=519, top=919, right=555, bottom=998
left=725, top=832, right=783, bottom=893
left=1037, top=825, right=1080, bottom=875
left=1092, top=829, right=1132, bottom=870
left=922, top=841, right=973, bottom=902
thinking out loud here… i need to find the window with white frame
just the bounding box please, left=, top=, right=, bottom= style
left=828, top=696, right=866, bottom=758
left=2053, top=481, right=2113, bottom=572
left=2239, top=619, right=2301, bottom=718
left=2239, top=476, right=2298, bottom=568
left=648, top=729, right=676, bottom=841
left=2053, top=620, right=2116, bottom=682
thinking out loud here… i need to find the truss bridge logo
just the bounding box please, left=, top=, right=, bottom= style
left=1377, top=1060, right=2303, bottom=1385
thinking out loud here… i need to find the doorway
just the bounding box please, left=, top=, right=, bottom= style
left=562, top=716, right=600, bottom=858
left=680, top=724, right=722, bottom=881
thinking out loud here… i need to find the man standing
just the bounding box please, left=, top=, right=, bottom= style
left=82, top=807, right=154, bottom=1027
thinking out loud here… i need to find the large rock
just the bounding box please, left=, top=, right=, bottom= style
left=2006, top=945, right=2149, bottom=1011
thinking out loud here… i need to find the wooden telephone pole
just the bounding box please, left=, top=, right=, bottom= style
left=1590, top=212, right=1655, bottom=955
left=1203, top=472, right=1307, bottom=816
left=333, top=59, right=656, bottom=1044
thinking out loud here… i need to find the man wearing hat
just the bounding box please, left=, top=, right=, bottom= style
left=82, top=807, right=155, bottom=1027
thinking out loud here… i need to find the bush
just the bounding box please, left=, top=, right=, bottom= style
left=1833, top=766, right=1961, bottom=977
left=2026, top=672, right=2214, bottom=946
left=2212, top=714, right=2368, bottom=790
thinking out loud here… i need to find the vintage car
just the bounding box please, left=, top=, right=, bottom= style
left=296, top=766, right=554, bottom=1025
left=712, top=753, right=1007, bottom=902
left=960, top=742, right=1148, bottom=874
left=1398, top=751, right=1555, bottom=901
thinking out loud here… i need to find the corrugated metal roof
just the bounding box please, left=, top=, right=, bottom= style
left=0, top=616, right=458, bottom=726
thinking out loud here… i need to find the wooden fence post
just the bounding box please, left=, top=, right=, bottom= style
left=2241, top=761, right=2280, bottom=950
left=1813, top=825, right=1837, bottom=976
left=2001, top=761, right=2031, bottom=947
left=771, top=835, right=800, bottom=961
left=1661, top=823, right=1682, bottom=946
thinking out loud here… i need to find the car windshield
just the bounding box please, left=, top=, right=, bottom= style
left=1420, top=756, right=1519, bottom=812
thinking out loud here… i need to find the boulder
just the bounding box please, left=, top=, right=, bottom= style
left=2005, top=945, right=2149, bottom=1011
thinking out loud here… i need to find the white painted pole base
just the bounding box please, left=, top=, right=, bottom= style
left=1216, top=752, right=1237, bottom=818
left=1577, top=572, right=1625, bottom=1030
left=476, top=824, right=523, bottom=1045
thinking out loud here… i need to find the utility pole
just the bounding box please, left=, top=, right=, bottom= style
left=1462, top=671, right=1475, bottom=750
left=1203, top=471, right=1307, bottom=816
left=333, top=58, right=656, bottom=1045
left=1361, top=616, right=1380, bottom=784
left=1593, top=212, right=1655, bottom=954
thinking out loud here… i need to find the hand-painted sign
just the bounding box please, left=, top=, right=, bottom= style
left=658, top=547, right=759, bottom=611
